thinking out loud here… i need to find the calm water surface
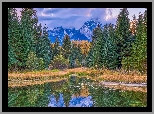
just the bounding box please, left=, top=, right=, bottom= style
left=8, top=77, right=147, bottom=107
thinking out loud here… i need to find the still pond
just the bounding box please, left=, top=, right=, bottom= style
left=8, top=76, right=147, bottom=107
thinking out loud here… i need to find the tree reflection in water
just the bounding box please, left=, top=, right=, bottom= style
left=48, top=82, right=93, bottom=107
left=48, top=93, right=93, bottom=107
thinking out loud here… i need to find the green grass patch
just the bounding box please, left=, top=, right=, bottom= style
left=76, top=72, right=89, bottom=76
left=51, top=69, right=60, bottom=72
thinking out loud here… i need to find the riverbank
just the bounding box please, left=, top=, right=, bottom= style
left=8, top=67, right=147, bottom=92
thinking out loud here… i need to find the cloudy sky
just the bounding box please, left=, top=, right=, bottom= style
left=16, top=8, right=146, bottom=30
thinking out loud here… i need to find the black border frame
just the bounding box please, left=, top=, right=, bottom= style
left=2, top=2, right=152, bottom=112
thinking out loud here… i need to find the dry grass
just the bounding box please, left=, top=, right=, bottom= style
left=8, top=78, right=68, bottom=87
left=8, top=70, right=69, bottom=80
left=8, top=67, right=147, bottom=88
left=70, top=67, right=147, bottom=83
left=8, top=67, right=89, bottom=81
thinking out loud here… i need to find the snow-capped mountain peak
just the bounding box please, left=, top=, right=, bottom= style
left=47, top=18, right=105, bottom=44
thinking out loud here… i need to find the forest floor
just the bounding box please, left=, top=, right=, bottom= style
left=8, top=67, right=147, bottom=92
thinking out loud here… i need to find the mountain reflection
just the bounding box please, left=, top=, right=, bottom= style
left=48, top=93, right=93, bottom=107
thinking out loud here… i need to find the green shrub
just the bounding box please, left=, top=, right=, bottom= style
left=26, top=51, right=45, bottom=71
left=37, top=58, right=45, bottom=70
left=77, top=72, right=88, bottom=76
left=49, top=54, right=69, bottom=70
left=51, top=69, right=60, bottom=72
left=74, top=59, right=82, bottom=68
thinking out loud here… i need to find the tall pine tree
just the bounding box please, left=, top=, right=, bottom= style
left=8, top=8, right=20, bottom=70
left=69, top=41, right=82, bottom=68
left=126, top=11, right=147, bottom=73
left=91, top=24, right=102, bottom=45
left=36, top=25, right=52, bottom=68
left=85, top=25, right=103, bottom=68
left=115, top=8, right=132, bottom=69
left=130, top=14, right=137, bottom=35
left=53, top=37, right=61, bottom=58
left=100, top=24, right=119, bottom=69
left=62, top=34, right=71, bottom=59
left=16, top=8, right=38, bottom=70
left=8, top=37, right=17, bottom=71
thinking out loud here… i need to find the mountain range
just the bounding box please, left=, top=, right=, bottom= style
left=47, top=18, right=110, bottom=44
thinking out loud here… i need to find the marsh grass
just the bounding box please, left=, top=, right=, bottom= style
left=51, top=69, right=60, bottom=72
left=8, top=67, right=147, bottom=88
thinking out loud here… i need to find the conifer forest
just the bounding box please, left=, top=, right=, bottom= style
left=8, top=8, right=147, bottom=107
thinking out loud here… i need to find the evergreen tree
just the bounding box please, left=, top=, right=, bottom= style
left=76, top=44, right=83, bottom=64
left=36, top=25, right=52, bottom=68
left=62, top=34, right=71, bottom=59
left=35, top=23, right=42, bottom=56
left=130, top=14, right=137, bottom=35
left=85, top=25, right=103, bottom=68
left=69, top=43, right=75, bottom=68
left=8, top=8, right=20, bottom=70
left=31, top=9, right=39, bottom=53
left=50, top=43, right=54, bottom=60
left=102, top=24, right=119, bottom=69
left=69, top=42, right=82, bottom=68
left=8, top=40, right=17, bottom=71
left=85, top=46, right=95, bottom=68
left=124, top=11, right=147, bottom=73
left=13, top=8, right=38, bottom=70
left=26, top=51, right=39, bottom=71
left=115, top=8, right=132, bottom=69
left=26, top=51, right=45, bottom=71
left=20, top=8, right=38, bottom=51
left=49, top=54, right=69, bottom=70
left=53, top=37, right=61, bottom=58
left=86, top=24, right=119, bottom=70
left=92, top=24, right=102, bottom=45
left=94, top=24, right=107, bottom=68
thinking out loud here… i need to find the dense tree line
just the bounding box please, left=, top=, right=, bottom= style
left=86, top=8, right=147, bottom=74
left=8, top=8, right=52, bottom=71
left=8, top=8, right=147, bottom=74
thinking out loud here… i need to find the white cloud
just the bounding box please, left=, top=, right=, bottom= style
left=105, top=8, right=120, bottom=21
left=15, top=8, right=146, bottom=30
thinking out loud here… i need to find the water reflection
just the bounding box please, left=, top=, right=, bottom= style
left=48, top=94, right=66, bottom=107
left=8, top=77, right=147, bottom=107
left=48, top=93, right=93, bottom=107
left=48, top=76, right=94, bottom=107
